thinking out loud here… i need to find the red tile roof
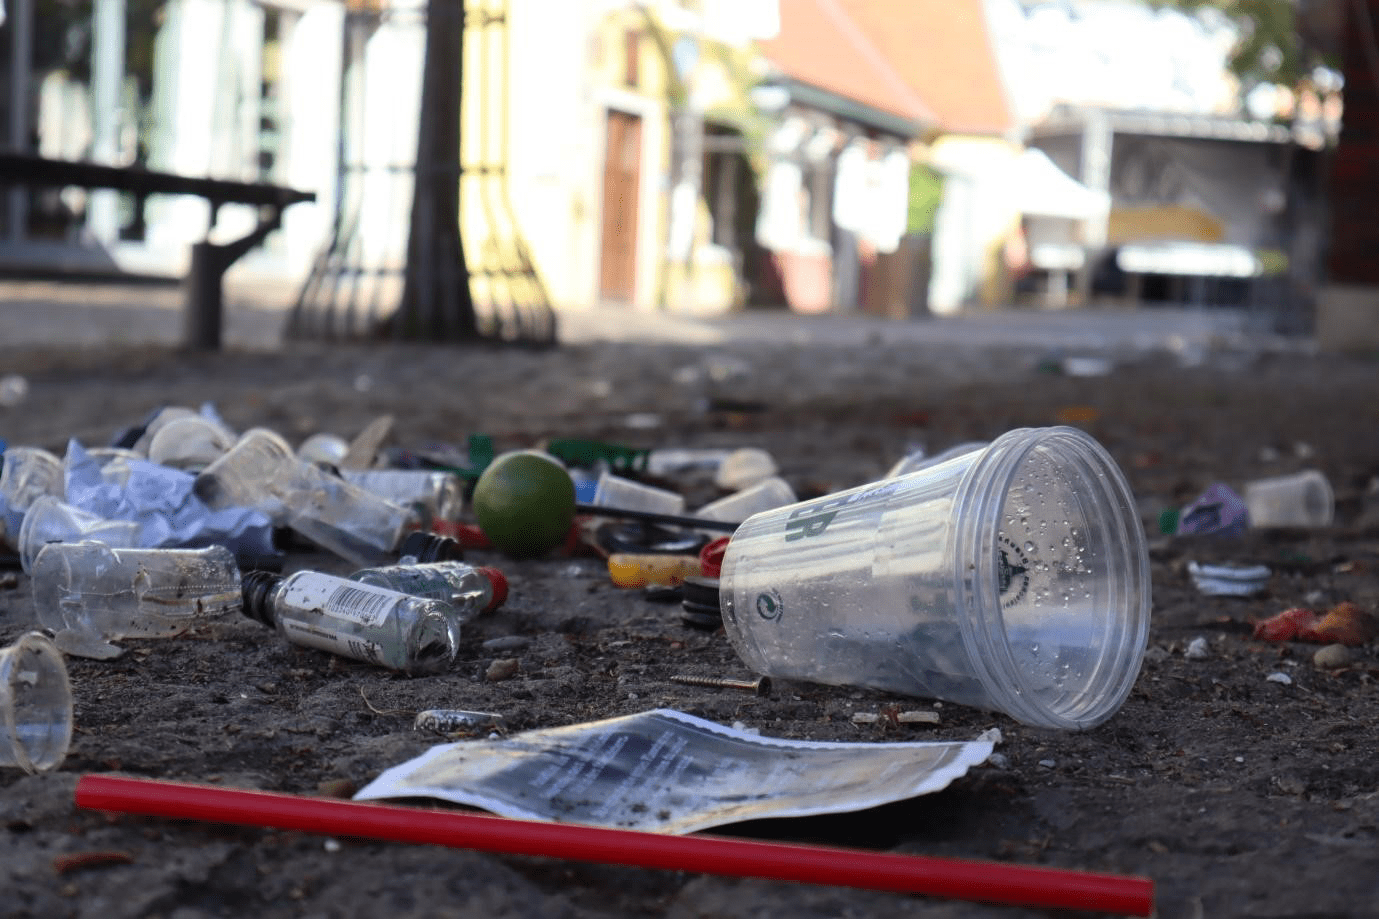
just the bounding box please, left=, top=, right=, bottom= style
left=759, top=0, right=1012, bottom=136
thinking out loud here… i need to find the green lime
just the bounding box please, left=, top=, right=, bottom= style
left=471, top=450, right=576, bottom=558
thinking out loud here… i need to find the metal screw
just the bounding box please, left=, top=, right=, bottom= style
left=668, top=673, right=771, bottom=696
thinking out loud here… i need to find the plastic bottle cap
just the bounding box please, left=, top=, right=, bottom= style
left=478, top=566, right=509, bottom=613
left=699, top=537, right=730, bottom=579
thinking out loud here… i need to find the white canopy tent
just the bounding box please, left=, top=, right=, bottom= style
left=1009, top=148, right=1109, bottom=221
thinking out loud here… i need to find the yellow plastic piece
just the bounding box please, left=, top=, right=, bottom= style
left=607, top=554, right=702, bottom=588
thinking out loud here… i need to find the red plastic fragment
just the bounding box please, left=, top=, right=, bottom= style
left=1253, top=602, right=1379, bottom=646
left=1252, top=607, right=1319, bottom=642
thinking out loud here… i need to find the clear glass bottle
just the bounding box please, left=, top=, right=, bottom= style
left=30, top=542, right=242, bottom=660
left=348, top=560, right=508, bottom=620
left=240, top=569, right=460, bottom=675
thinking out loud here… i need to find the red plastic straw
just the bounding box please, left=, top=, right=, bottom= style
left=76, top=774, right=1153, bottom=915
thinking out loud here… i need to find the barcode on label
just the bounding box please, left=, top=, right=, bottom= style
left=325, top=584, right=397, bottom=626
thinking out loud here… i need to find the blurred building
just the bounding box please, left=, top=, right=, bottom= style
left=0, top=0, right=1350, bottom=334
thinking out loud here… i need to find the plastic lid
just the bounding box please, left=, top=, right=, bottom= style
left=478, top=566, right=509, bottom=613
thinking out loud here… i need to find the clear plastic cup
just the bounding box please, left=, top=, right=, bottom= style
left=0, top=632, right=73, bottom=774
left=0, top=446, right=65, bottom=548
left=591, top=471, right=686, bottom=515
left=17, top=494, right=142, bottom=573
left=1243, top=469, right=1334, bottom=528
left=719, top=426, right=1151, bottom=730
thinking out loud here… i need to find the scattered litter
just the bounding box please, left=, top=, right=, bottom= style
left=1187, top=561, right=1270, bottom=597
left=977, top=727, right=1003, bottom=745
left=851, top=712, right=881, bottom=724
left=354, top=708, right=995, bottom=834
left=1265, top=672, right=1293, bottom=685
left=1243, top=469, right=1334, bottom=528
left=896, top=710, right=941, bottom=725
left=1174, top=483, right=1249, bottom=537
left=1184, top=637, right=1210, bottom=660
left=415, top=709, right=507, bottom=734
left=1253, top=602, right=1379, bottom=646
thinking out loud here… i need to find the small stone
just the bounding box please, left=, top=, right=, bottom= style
left=1038, top=759, right=1057, bottom=769
left=323, top=839, right=342, bottom=853
left=851, top=712, right=881, bottom=724
left=0, top=572, right=18, bottom=590
left=485, top=658, right=520, bottom=682
left=1313, top=643, right=1355, bottom=669
left=1266, top=671, right=1293, bottom=685
left=987, top=752, right=1010, bottom=768
left=1184, top=637, right=1210, bottom=660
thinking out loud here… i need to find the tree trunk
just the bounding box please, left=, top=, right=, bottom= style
left=396, top=0, right=477, bottom=341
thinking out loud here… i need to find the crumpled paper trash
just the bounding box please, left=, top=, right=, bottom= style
left=61, top=440, right=276, bottom=561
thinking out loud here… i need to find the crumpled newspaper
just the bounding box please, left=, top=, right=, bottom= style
left=355, top=708, right=997, bottom=834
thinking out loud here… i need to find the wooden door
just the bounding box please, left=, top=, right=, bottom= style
left=598, top=110, right=642, bottom=303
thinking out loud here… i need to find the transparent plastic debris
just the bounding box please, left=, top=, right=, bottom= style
left=16, top=494, right=142, bottom=573
left=885, top=442, right=989, bottom=479
left=31, top=542, right=242, bottom=659
left=146, top=415, right=238, bottom=471
left=0, top=445, right=65, bottom=549
left=0, top=632, right=72, bottom=774
left=195, top=428, right=416, bottom=566
left=340, top=468, right=465, bottom=528
left=720, top=426, right=1151, bottom=731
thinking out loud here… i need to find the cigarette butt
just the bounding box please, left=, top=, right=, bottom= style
left=897, top=711, right=941, bottom=725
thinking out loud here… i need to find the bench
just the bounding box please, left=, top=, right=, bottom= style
left=0, top=152, right=315, bottom=350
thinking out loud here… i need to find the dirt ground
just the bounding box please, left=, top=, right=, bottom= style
left=1, top=308, right=1377, bottom=918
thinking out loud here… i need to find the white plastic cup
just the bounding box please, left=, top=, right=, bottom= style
left=0, top=632, right=73, bottom=773
left=1243, top=469, right=1334, bottom=528
left=719, top=426, right=1151, bottom=731
left=694, top=476, right=798, bottom=524
left=591, top=471, right=686, bottom=515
